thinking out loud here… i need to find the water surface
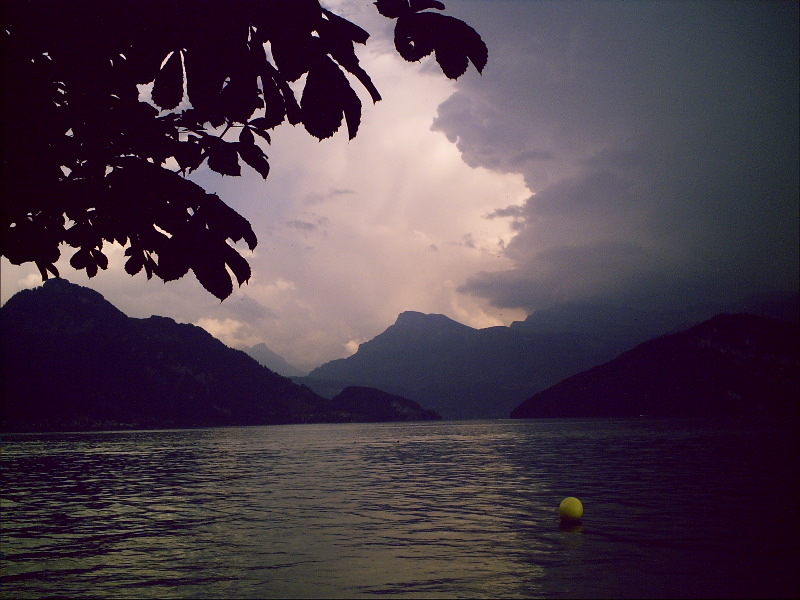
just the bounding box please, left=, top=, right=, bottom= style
left=2, top=418, right=798, bottom=598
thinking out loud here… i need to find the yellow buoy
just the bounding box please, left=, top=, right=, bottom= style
left=559, top=496, right=584, bottom=522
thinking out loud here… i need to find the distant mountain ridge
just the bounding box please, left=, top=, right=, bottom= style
left=240, top=342, right=306, bottom=377
left=510, top=313, right=800, bottom=419
left=0, top=280, right=440, bottom=431
left=6, top=281, right=794, bottom=428
left=300, top=294, right=799, bottom=419
left=302, top=310, right=619, bottom=419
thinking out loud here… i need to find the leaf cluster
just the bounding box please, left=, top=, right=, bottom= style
left=1, top=0, right=486, bottom=299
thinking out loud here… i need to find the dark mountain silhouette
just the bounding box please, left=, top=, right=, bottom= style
left=510, top=313, right=800, bottom=419
left=0, top=280, right=437, bottom=431
left=327, top=386, right=441, bottom=423
left=301, top=310, right=619, bottom=419
left=240, top=343, right=307, bottom=377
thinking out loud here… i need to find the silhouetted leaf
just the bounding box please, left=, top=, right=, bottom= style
left=319, top=14, right=382, bottom=103
left=374, top=0, right=411, bottom=19
left=91, top=248, right=109, bottom=270
left=143, top=255, right=156, bottom=279
left=153, top=240, right=191, bottom=282
left=394, top=12, right=486, bottom=78
left=124, top=247, right=145, bottom=275
left=247, top=118, right=273, bottom=143
left=434, top=41, right=469, bottom=78
left=237, top=140, right=271, bottom=179
left=70, top=248, right=90, bottom=270
left=271, top=34, right=321, bottom=82
left=222, top=243, right=252, bottom=286
left=219, top=68, right=263, bottom=123
left=282, top=84, right=303, bottom=125
left=183, top=41, right=228, bottom=126
left=239, top=126, right=255, bottom=145
left=252, top=50, right=291, bottom=128
left=258, top=60, right=303, bottom=125
left=260, top=74, right=288, bottom=129
left=301, top=56, right=362, bottom=140
left=173, top=139, right=205, bottom=173
left=151, top=50, right=184, bottom=111
left=64, top=223, right=95, bottom=248
left=70, top=247, right=100, bottom=278
left=35, top=260, right=59, bottom=280
left=432, top=14, right=488, bottom=77
left=196, top=195, right=258, bottom=250
left=342, top=89, right=362, bottom=140
left=394, top=13, right=435, bottom=62
left=192, top=253, right=233, bottom=301
left=205, top=138, right=241, bottom=176
left=411, top=0, right=445, bottom=12
left=321, top=8, right=370, bottom=44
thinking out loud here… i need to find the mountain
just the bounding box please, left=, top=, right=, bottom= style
left=301, top=295, right=799, bottom=420
left=327, top=386, right=441, bottom=422
left=510, top=313, right=800, bottom=419
left=0, top=280, right=437, bottom=432
left=301, top=310, right=619, bottom=419
left=240, top=343, right=306, bottom=377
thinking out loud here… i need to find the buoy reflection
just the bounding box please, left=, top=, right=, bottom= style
left=559, top=520, right=584, bottom=533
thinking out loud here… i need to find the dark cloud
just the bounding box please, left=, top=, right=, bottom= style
left=304, top=187, right=356, bottom=206
left=286, top=220, right=318, bottom=233
left=439, top=0, right=799, bottom=312
left=286, top=216, right=330, bottom=237
left=460, top=241, right=661, bottom=308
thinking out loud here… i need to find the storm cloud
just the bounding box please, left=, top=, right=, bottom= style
left=437, top=0, right=799, bottom=312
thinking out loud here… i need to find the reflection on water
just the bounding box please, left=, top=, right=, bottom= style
left=1, top=418, right=798, bottom=598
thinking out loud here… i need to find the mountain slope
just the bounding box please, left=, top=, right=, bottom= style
left=0, top=280, right=435, bottom=431
left=510, top=313, right=800, bottom=419
left=309, top=311, right=476, bottom=388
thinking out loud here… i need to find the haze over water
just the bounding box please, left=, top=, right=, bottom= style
left=2, top=418, right=798, bottom=598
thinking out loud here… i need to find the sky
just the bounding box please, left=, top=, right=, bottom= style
left=2, top=0, right=798, bottom=372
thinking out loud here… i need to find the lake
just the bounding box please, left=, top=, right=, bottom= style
left=1, top=418, right=798, bottom=598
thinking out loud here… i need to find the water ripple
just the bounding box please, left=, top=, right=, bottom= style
left=2, top=418, right=798, bottom=598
